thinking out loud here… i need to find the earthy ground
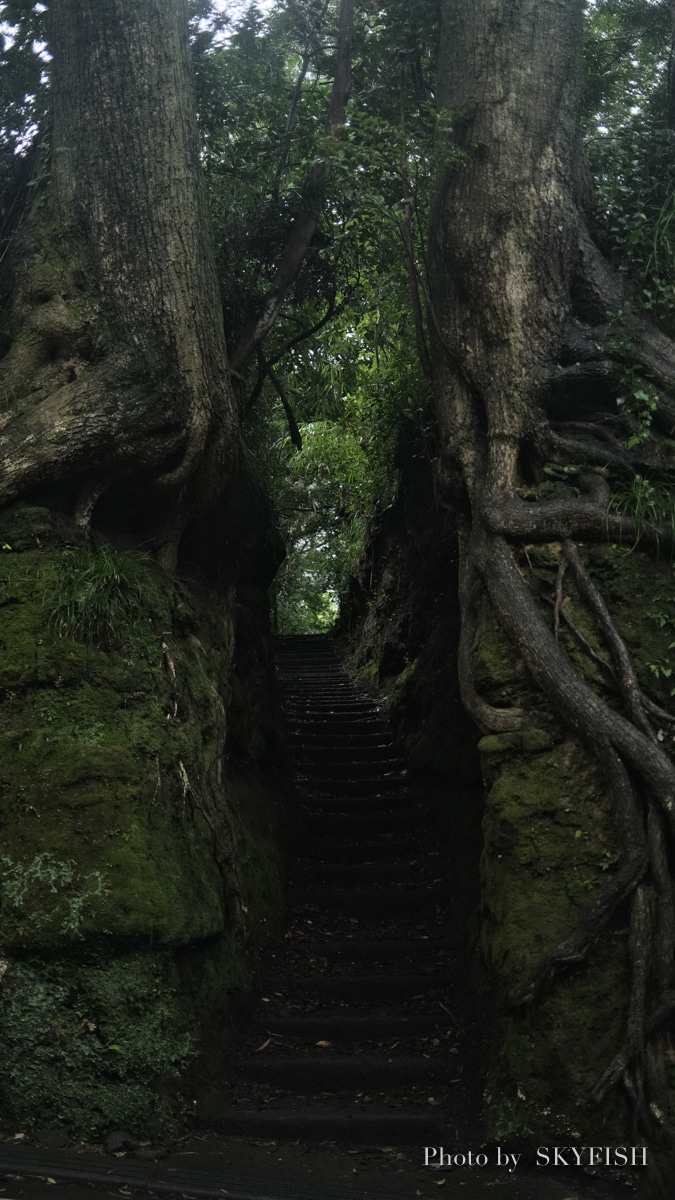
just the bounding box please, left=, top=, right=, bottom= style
left=0, top=1125, right=656, bottom=1200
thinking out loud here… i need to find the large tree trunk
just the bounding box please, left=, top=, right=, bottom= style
left=0, top=0, right=237, bottom=566
left=0, top=1, right=289, bottom=1137
left=429, top=0, right=675, bottom=1170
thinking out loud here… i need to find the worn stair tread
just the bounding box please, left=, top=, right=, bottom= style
left=298, top=779, right=409, bottom=800
left=262, top=974, right=453, bottom=1004
left=290, top=731, right=396, bottom=747
left=291, top=885, right=450, bottom=907
left=271, top=936, right=454, bottom=960
left=305, top=836, right=438, bottom=860
left=297, top=795, right=418, bottom=816
left=201, top=1106, right=449, bottom=1143
left=299, top=762, right=406, bottom=778
left=294, top=862, right=446, bottom=887
left=227, top=1056, right=456, bottom=1088
left=244, top=1013, right=452, bottom=1041
left=299, top=802, right=430, bottom=823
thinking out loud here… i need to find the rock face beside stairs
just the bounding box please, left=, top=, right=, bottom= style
left=204, top=634, right=482, bottom=1145
left=0, top=504, right=285, bottom=1137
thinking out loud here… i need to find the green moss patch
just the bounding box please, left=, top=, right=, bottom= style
left=0, top=952, right=194, bottom=1137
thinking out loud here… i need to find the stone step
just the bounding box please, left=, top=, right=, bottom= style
left=299, top=775, right=409, bottom=798
left=227, top=1054, right=453, bottom=1089
left=263, top=972, right=453, bottom=1005
left=247, top=1012, right=451, bottom=1041
left=298, top=806, right=433, bottom=837
left=293, top=860, right=446, bottom=887
left=290, top=886, right=451, bottom=918
left=297, top=789, right=416, bottom=812
left=273, top=936, right=453, bottom=963
left=288, top=717, right=388, bottom=735
left=306, top=835, right=438, bottom=861
left=297, top=752, right=407, bottom=774
left=290, top=731, right=396, bottom=749
left=198, top=1100, right=449, bottom=1143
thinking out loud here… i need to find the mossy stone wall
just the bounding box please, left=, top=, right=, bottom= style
left=0, top=505, right=285, bottom=1136
left=475, top=541, right=675, bottom=1147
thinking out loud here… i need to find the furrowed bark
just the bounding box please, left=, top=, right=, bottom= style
left=0, top=0, right=237, bottom=558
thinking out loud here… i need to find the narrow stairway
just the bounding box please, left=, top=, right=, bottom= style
left=218, top=634, right=471, bottom=1144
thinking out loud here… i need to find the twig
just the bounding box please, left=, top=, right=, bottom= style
left=543, top=594, right=614, bottom=677
left=553, top=557, right=567, bottom=641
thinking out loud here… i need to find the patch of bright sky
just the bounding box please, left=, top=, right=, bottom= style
left=214, top=0, right=275, bottom=17
left=210, top=0, right=275, bottom=34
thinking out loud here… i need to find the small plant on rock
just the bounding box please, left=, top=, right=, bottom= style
left=45, top=544, right=153, bottom=650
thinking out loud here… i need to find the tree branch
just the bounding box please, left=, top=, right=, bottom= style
left=267, top=362, right=302, bottom=450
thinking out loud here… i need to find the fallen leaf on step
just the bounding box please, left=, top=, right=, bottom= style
left=315, top=1040, right=332, bottom=1048
left=256, top=1039, right=271, bottom=1052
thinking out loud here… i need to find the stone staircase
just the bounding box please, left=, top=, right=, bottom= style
left=209, top=634, right=473, bottom=1144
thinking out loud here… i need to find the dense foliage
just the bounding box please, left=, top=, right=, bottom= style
left=2, top=0, right=675, bottom=630
left=585, top=0, right=675, bottom=332
left=196, top=0, right=439, bottom=629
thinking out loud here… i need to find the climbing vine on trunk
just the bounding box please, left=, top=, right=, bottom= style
left=429, top=0, right=675, bottom=1157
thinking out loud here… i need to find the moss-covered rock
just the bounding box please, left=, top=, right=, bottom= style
left=0, top=505, right=285, bottom=1135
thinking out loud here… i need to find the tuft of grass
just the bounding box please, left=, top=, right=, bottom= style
left=45, top=544, right=153, bottom=649
left=607, top=474, right=675, bottom=556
